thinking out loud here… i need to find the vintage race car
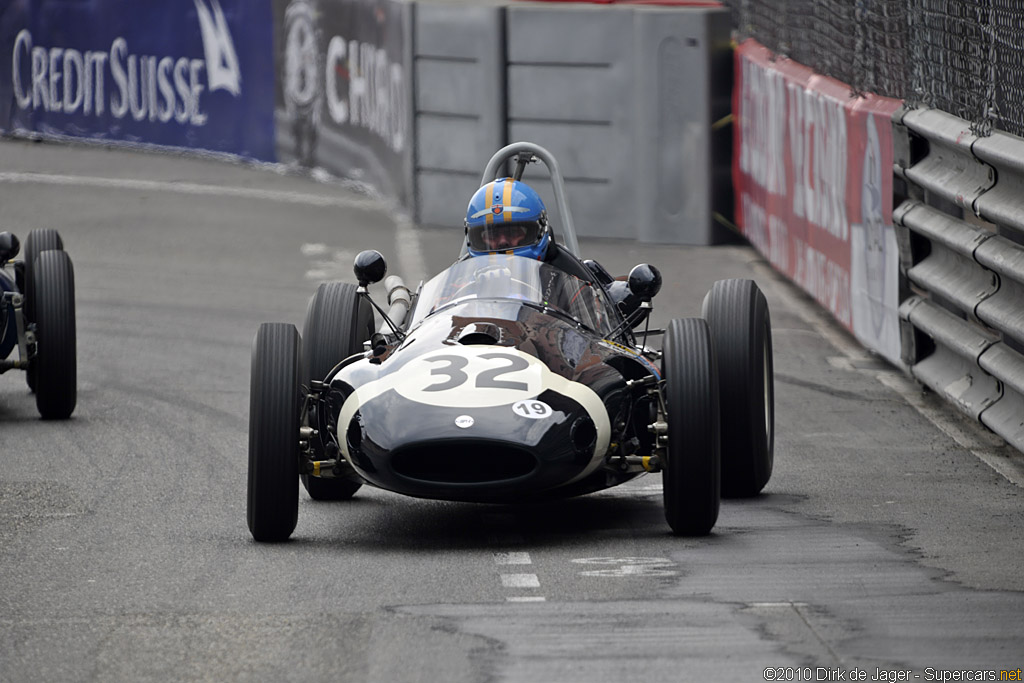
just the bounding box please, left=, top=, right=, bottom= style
left=247, top=142, right=774, bottom=542
left=0, top=229, right=76, bottom=419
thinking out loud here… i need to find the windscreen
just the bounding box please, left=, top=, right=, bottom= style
left=408, top=255, right=615, bottom=334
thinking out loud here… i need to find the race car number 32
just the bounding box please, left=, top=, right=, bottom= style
left=395, top=347, right=545, bottom=408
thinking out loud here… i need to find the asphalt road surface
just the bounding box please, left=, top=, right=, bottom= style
left=1, top=139, right=1022, bottom=683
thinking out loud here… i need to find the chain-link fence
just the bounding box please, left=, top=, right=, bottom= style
left=722, top=0, right=1024, bottom=138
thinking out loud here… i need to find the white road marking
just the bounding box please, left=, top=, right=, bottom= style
left=750, top=601, right=810, bottom=608
left=0, top=171, right=382, bottom=211
left=493, top=552, right=532, bottom=565
left=304, top=248, right=358, bottom=282
left=572, top=556, right=678, bottom=577
left=483, top=514, right=546, bottom=601
left=501, top=573, right=540, bottom=588
left=300, top=243, right=330, bottom=256
left=0, top=171, right=429, bottom=285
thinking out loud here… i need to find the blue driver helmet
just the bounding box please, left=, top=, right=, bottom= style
left=465, top=178, right=551, bottom=259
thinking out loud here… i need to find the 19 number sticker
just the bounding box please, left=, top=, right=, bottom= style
left=512, top=400, right=552, bottom=419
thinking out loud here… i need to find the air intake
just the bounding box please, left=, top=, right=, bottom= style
left=392, top=443, right=536, bottom=483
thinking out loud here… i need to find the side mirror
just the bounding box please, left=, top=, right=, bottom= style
left=0, top=232, right=20, bottom=265
left=353, top=250, right=387, bottom=287
left=627, top=264, right=662, bottom=301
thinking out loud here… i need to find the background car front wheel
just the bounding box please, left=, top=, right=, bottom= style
left=23, top=229, right=64, bottom=393
left=702, top=279, right=774, bottom=497
left=661, top=317, right=721, bottom=536
left=247, top=323, right=302, bottom=542
left=300, top=281, right=373, bottom=501
left=33, top=249, right=76, bottom=420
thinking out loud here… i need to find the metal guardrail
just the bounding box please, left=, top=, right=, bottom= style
left=894, top=107, right=1024, bottom=451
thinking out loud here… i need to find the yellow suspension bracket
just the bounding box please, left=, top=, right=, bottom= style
left=307, top=459, right=339, bottom=478
left=642, top=455, right=662, bottom=473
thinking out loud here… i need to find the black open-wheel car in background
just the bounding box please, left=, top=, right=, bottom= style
left=0, top=229, right=76, bottom=420
left=247, top=142, right=773, bottom=541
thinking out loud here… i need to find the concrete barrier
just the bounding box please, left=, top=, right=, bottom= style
left=412, top=3, right=505, bottom=227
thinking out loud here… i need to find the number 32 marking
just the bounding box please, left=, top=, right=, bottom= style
left=424, top=352, right=530, bottom=392
left=396, top=348, right=546, bottom=408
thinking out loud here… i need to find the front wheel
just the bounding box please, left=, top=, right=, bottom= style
left=661, top=317, right=720, bottom=536
left=301, top=282, right=372, bottom=501
left=33, top=250, right=76, bottom=419
left=23, top=229, right=64, bottom=392
left=702, top=279, right=774, bottom=497
left=247, top=323, right=302, bottom=542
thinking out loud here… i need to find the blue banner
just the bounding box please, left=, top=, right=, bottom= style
left=0, top=0, right=275, bottom=161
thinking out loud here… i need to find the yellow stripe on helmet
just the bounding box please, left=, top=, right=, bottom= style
left=501, top=178, right=513, bottom=223
left=484, top=180, right=495, bottom=225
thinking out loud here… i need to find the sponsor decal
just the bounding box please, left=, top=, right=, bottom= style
left=274, top=0, right=410, bottom=201
left=733, top=38, right=901, bottom=355
left=10, top=0, right=241, bottom=127
left=323, top=30, right=406, bottom=153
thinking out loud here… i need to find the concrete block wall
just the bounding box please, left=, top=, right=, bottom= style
left=413, top=3, right=506, bottom=228
left=412, top=1, right=733, bottom=245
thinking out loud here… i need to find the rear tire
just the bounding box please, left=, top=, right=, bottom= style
left=23, top=229, right=64, bottom=392
left=33, top=250, right=76, bottom=419
left=702, top=279, right=774, bottom=497
left=247, top=323, right=302, bottom=542
left=661, top=318, right=720, bottom=536
left=300, top=282, right=373, bottom=500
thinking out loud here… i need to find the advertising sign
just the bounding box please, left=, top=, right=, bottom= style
left=274, top=0, right=410, bottom=205
left=0, top=0, right=275, bottom=160
left=733, top=39, right=903, bottom=364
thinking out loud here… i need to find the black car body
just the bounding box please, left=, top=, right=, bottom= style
left=328, top=255, right=662, bottom=503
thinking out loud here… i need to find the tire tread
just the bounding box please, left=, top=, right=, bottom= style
left=33, top=250, right=76, bottom=419
left=662, top=317, right=720, bottom=536
left=247, top=323, right=301, bottom=542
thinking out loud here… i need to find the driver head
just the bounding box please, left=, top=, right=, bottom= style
left=465, top=178, right=550, bottom=260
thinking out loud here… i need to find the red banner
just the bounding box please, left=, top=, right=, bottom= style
left=733, top=39, right=903, bottom=363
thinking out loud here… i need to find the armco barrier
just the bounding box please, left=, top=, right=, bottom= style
left=0, top=0, right=275, bottom=160
left=894, top=107, right=1024, bottom=451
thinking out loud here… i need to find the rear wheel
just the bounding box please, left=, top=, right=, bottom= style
left=247, top=323, right=302, bottom=542
left=702, top=279, right=774, bottom=497
left=33, top=250, right=76, bottom=419
left=23, top=229, right=64, bottom=392
left=661, top=317, right=720, bottom=536
left=300, top=282, right=373, bottom=500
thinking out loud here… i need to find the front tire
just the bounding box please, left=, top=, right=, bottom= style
left=33, top=250, right=76, bottom=419
left=247, top=323, right=302, bottom=542
left=300, top=282, right=373, bottom=500
left=661, top=318, right=720, bottom=536
left=23, top=229, right=64, bottom=392
left=702, top=279, right=774, bottom=497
